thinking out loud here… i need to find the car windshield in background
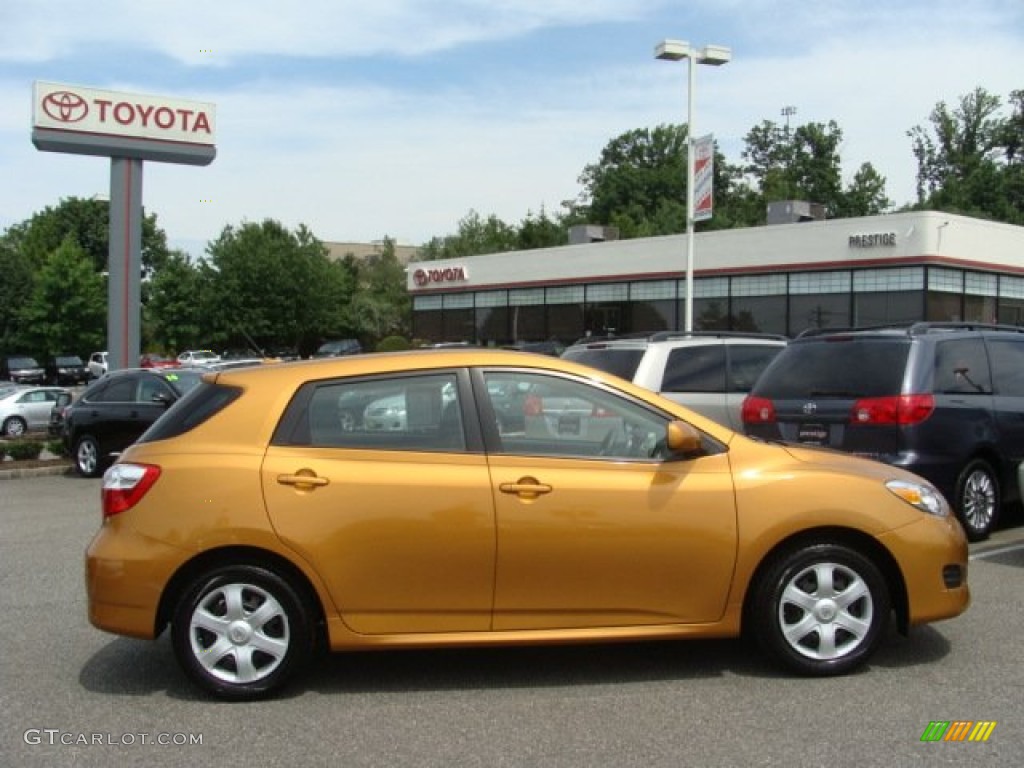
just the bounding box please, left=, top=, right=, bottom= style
left=753, top=338, right=910, bottom=399
left=561, top=348, right=646, bottom=380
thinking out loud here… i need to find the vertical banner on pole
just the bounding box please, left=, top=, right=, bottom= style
left=693, top=134, right=715, bottom=222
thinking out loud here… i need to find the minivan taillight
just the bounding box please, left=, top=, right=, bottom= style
left=850, top=394, right=935, bottom=425
left=742, top=396, right=776, bottom=424
left=101, top=463, right=161, bottom=518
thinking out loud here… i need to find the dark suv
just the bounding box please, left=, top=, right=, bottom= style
left=63, top=368, right=205, bottom=477
left=742, top=322, right=1024, bottom=540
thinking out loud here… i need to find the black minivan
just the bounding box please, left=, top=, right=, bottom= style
left=742, top=322, right=1024, bottom=541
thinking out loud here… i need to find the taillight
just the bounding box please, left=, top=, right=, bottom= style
left=742, top=395, right=776, bottom=424
left=850, top=394, right=934, bottom=425
left=101, top=463, right=161, bottom=518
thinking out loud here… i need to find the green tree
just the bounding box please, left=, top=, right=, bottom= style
left=419, top=210, right=519, bottom=260
left=144, top=251, right=207, bottom=353
left=11, top=196, right=171, bottom=276
left=907, top=86, right=1023, bottom=222
left=0, top=236, right=35, bottom=352
left=576, top=124, right=688, bottom=233
left=202, top=220, right=355, bottom=355
left=17, top=236, right=105, bottom=357
left=344, top=238, right=411, bottom=342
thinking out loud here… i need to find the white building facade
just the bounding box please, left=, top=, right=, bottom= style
left=408, top=211, right=1024, bottom=344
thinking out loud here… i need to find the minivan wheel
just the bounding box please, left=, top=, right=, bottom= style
left=3, top=416, right=27, bottom=437
left=954, top=459, right=1000, bottom=542
left=751, top=543, right=889, bottom=676
left=74, top=435, right=102, bottom=477
left=171, top=565, right=314, bottom=700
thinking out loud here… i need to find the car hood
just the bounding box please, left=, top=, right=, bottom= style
left=778, top=441, right=929, bottom=485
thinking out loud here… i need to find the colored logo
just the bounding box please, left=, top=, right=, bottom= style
left=42, top=91, right=89, bottom=123
left=413, top=269, right=429, bottom=287
left=920, top=721, right=997, bottom=742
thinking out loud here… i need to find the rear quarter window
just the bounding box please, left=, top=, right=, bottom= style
left=139, top=382, right=241, bottom=443
left=661, top=346, right=726, bottom=393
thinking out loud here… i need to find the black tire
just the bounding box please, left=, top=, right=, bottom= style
left=953, top=458, right=999, bottom=542
left=73, top=434, right=102, bottom=477
left=3, top=416, right=27, bottom=437
left=751, top=543, right=890, bottom=676
left=171, top=564, right=315, bottom=700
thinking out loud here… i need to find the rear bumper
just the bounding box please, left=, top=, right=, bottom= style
left=85, top=521, right=187, bottom=639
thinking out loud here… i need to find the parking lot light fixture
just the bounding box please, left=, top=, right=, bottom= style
left=654, top=39, right=731, bottom=331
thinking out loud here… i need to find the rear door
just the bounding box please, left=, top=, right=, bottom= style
left=261, top=370, right=497, bottom=634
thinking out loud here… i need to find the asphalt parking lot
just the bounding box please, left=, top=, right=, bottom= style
left=1, top=474, right=1022, bottom=767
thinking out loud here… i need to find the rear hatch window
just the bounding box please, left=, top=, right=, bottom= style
left=562, top=347, right=645, bottom=380
left=753, top=337, right=909, bottom=398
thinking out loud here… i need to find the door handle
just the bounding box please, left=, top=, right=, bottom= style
left=499, top=477, right=552, bottom=499
left=277, top=471, right=330, bottom=490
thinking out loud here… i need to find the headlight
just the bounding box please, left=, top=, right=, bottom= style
left=885, top=479, right=949, bottom=517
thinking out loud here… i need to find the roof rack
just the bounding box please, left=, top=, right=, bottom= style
left=648, top=330, right=788, bottom=342
left=797, top=322, right=1024, bottom=339
left=569, top=331, right=655, bottom=345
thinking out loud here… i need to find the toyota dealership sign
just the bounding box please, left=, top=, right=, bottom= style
left=32, top=81, right=216, bottom=165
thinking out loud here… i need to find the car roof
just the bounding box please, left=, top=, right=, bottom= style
left=566, top=331, right=787, bottom=350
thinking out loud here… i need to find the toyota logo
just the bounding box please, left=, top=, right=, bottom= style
left=802, top=402, right=818, bottom=415
left=413, top=269, right=429, bottom=287
left=42, top=91, right=89, bottom=123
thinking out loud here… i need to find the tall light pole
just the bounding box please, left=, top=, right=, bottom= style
left=654, top=40, right=731, bottom=332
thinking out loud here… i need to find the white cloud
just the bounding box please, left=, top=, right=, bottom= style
left=2, top=0, right=1022, bottom=257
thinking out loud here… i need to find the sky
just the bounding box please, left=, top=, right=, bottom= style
left=2, top=0, right=1023, bottom=258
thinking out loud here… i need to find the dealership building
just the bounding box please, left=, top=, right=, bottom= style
left=407, top=209, right=1024, bottom=345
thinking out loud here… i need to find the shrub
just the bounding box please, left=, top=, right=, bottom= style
left=46, top=439, right=69, bottom=458
left=6, top=440, right=44, bottom=461
left=376, top=335, right=411, bottom=352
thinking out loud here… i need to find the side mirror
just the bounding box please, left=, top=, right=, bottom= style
left=152, top=393, right=174, bottom=408
left=666, top=420, right=703, bottom=457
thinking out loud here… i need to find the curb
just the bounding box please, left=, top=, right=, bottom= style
left=0, top=463, right=74, bottom=480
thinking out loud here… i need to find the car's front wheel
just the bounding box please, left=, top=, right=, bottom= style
left=2, top=416, right=27, bottom=437
left=171, top=564, right=316, bottom=700
left=73, top=435, right=102, bottom=477
left=954, top=458, right=1000, bottom=542
left=751, top=543, right=890, bottom=676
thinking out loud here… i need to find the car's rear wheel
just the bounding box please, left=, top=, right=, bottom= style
left=3, top=416, right=27, bottom=437
left=74, top=435, right=102, bottom=477
left=954, top=459, right=999, bottom=542
left=171, top=564, right=315, bottom=700
left=751, top=543, right=889, bottom=676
